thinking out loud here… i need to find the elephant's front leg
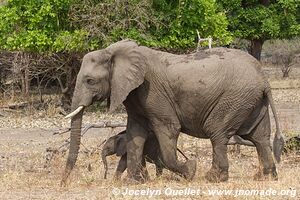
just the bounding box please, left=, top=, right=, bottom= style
left=126, top=119, right=148, bottom=182
left=155, top=164, right=163, bottom=177
left=152, top=123, right=196, bottom=180
left=114, top=155, right=127, bottom=180
left=205, top=136, right=229, bottom=182
left=141, top=157, right=150, bottom=181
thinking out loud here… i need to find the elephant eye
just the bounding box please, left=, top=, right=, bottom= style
left=86, top=78, right=97, bottom=85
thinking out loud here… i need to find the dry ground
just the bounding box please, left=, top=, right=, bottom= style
left=0, top=79, right=300, bottom=200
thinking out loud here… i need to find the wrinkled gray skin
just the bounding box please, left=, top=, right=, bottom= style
left=61, top=40, right=285, bottom=185
left=102, top=130, right=165, bottom=180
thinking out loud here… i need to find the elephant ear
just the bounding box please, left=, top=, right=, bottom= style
left=116, top=135, right=127, bottom=156
left=107, top=40, right=146, bottom=112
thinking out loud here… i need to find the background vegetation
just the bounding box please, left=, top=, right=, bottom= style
left=0, top=0, right=299, bottom=110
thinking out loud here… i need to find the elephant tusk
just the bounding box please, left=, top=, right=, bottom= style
left=64, top=106, right=84, bottom=119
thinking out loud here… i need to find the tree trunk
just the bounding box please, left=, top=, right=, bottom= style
left=20, top=70, right=26, bottom=96
left=249, top=39, right=264, bottom=61
left=24, top=63, right=30, bottom=97
left=282, top=64, right=291, bottom=78
left=18, top=52, right=31, bottom=98
left=260, top=0, right=270, bottom=6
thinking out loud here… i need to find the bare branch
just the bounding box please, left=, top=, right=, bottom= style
left=45, top=120, right=126, bottom=167
left=52, top=121, right=127, bottom=135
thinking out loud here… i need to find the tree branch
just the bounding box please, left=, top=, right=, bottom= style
left=45, top=120, right=127, bottom=168
left=52, top=121, right=127, bottom=135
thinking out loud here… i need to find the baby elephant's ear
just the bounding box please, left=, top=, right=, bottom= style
left=116, top=135, right=127, bottom=156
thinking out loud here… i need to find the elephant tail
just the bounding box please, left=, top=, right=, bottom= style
left=177, top=148, right=189, bottom=160
left=264, top=86, right=285, bottom=163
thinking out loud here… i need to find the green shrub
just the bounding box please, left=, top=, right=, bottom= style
left=0, top=0, right=91, bottom=52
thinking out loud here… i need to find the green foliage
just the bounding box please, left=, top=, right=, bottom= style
left=218, top=0, right=300, bottom=41
left=52, top=30, right=94, bottom=52
left=69, top=0, right=232, bottom=50
left=0, top=0, right=91, bottom=52
left=69, top=0, right=161, bottom=48
left=151, top=0, right=232, bottom=48
left=0, top=0, right=233, bottom=52
left=1, top=0, right=298, bottom=53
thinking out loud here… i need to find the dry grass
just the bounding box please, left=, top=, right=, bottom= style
left=0, top=132, right=298, bottom=200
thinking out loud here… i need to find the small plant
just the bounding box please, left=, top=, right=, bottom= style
left=284, top=136, right=300, bottom=154
left=263, top=38, right=300, bottom=78
left=82, top=175, right=95, bottom=186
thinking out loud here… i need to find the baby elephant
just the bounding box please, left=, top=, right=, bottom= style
left=102, top=130, right=186, bottom=180
left=101, top=131, right=249, bottom=180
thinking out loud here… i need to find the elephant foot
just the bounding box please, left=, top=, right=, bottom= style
left=182, top=160, right=197, bottom=180
left=124, top=175, right=146, bottom=184
left=126, top=170, right=149, bottom=184
left=253, top=168, right=278, bottom=181
left=205, top=167, right=229, bottom=183
left=113, top=172, right=122, bottom=181
left=141, top=168, right=150, bottom=181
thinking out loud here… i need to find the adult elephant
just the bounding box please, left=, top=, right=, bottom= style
left=61, top=40, right=284, bottom=185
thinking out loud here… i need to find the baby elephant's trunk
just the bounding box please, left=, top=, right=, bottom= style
left=101, top=151, right=108, bottom=179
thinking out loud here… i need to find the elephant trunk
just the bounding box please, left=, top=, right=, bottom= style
left=61, top=104, right=84, bottom=186
left=101, top=150, right=108, bottom=179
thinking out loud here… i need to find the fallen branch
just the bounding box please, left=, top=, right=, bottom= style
left=0, top=100, right=46, bottom=110
left=0, top=101, right=29, bottom=109
left=45, top=121, right=126, bottom=168
left=0, top=108, right=23, bottom=113
left=52, top=121, right=127, bottom=135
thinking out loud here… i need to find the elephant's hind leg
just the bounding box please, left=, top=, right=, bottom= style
left=203, top=97, right=257, bottom=182
left=205, top=135, right=229, bottom=183
left=242, top=111, right=278, bottom=181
